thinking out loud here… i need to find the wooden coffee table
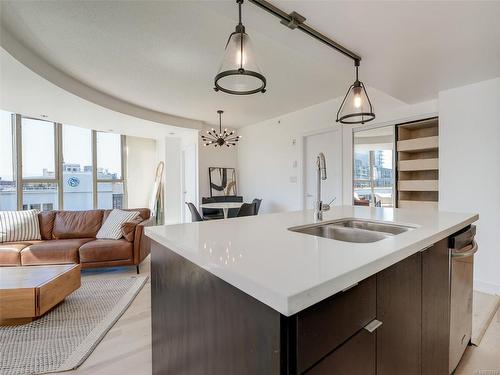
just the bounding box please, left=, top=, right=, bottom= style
left=0, top=264, right=81, bottom=325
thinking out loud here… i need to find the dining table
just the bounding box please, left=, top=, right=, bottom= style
left=200, top=202, right=244, bottom=219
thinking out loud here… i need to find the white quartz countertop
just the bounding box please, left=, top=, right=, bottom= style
left=145, top=206, right=477, bottom=316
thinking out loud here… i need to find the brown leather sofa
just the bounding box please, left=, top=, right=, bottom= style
left=0, top=208, right=152, bottom=273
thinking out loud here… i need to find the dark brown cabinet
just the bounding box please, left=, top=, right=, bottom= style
left=377, top=252, right=422, bottom=375
left=296, top=276, right=376, bottom=373
left=306, top=329, right=376, bottom=375
left=152, top=237, right=454, bottom=375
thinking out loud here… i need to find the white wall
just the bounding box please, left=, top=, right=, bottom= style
left=237, top=92, right=437, bottom=213
left=126, top=136, right=157, bottom=209
left=439, top=77, right=500, bottom=294
left=162, top=137, right=182, bottom=224
left=197, top=130, right=238, bottom=202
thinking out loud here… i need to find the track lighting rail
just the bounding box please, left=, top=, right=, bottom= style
left=248, top=0, right=361, bottom=64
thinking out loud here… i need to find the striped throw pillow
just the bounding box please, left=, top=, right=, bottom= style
left=0, top=210, right=41, bottom=243
left=96, top=209, right=140, bottom=240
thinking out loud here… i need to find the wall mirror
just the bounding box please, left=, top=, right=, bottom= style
left=353, top=126, right=395, bottom=207
left=209, top=167, right=237, bottom=197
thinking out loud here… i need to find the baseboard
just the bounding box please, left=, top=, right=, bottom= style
left=474, top=279, right=500, bottom=296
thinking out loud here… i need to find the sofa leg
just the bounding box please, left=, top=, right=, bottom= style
left=136, top=265, right=140, bottom=274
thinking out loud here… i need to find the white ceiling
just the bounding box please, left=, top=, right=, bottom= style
left=0, top=48, right=197, bottom=141
left=1, top=1, right=500, bottom=128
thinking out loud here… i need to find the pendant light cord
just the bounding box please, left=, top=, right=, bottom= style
left=219, top=111, right=223, bottom=134
left=238, top=0, right=242, bottom=25
left=238, top=0, right=244, bottom=71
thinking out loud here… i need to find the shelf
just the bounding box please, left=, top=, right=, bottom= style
left=397, top=136, right=439, bottom=152
left=398, top=200, right=438, bottom=210
left=398, top=180, right=439, bottom=192
left=399, top=158, right=439, bottom=171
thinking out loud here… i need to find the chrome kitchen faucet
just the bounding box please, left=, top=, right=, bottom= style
left=314, top=152, right=334, bottom=221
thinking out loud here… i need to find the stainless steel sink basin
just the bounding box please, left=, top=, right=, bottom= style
left=288, top=219, right=414, bottom=243
left=332, top=219, right=411, bottom=235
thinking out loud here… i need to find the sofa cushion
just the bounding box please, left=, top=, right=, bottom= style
left=0, top=243, right=28, bottom=266
left=97, top=209, right=139, bottom=240
left=38, top=211, right=56, bottom=240
left=0, top=210, right=41, bottom=243
left=20, top=238, right=94, bottom=265
left=103, top=208, right=150, bottom=222
left=79, top=239, right=133, bottom=263
left=121, top=217, right=143, bottom=242
left=53, top=210, right=103, bottom=239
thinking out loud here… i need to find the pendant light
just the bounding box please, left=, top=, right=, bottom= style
left=214, top=0, right=266, bottom=95
left=336, top=62, right=375, bottom=125
left=201, top=110, right=241, bottom=148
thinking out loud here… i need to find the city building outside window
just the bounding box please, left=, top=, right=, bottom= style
left=0, top=110, right=127, bottom=211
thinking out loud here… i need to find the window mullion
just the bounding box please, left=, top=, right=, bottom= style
left=14, top=114, right=22, bottom=210
left=92, top=130, right=97, bottom=209
left=121, top=135, right=128, bottom=208
left=55, top=123, right=63, bottom=209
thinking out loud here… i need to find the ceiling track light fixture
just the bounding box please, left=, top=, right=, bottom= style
left=214, top=0, right=375, bottom=124
left=214, top=0, right=266, bottom=95
left=201, top=110, right=241, bottom=148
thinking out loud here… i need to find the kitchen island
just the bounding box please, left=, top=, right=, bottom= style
left=145, top=206, right=478, bottom=375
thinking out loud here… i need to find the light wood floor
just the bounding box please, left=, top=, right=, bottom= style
left=64, top=257, right=500, bottom=374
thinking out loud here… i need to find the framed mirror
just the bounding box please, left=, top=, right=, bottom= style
left=209, top=167, right=237, bottom=197
left=353, top=126, right=395, bottom=207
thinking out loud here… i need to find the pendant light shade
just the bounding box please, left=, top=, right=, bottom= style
left=336, top=64, right=375, bottom=125
left=214, top=0, right=266, bottom=95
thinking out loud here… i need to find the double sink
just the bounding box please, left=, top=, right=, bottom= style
left=289, top=219, right=414, bottom=243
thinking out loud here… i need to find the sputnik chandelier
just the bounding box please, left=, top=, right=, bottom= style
left=201, top=110, right=241, bottom=148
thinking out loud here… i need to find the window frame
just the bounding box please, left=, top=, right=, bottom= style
left=352, top=124, right=396, bottom=208
left=93, top=131, right=127, bottom=209
left=7, top=114, right=128, bottom=211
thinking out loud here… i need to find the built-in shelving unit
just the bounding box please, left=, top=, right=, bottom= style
left=396, top=118, right=439, bottom=210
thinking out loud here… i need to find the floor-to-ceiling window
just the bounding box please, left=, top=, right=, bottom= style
left=0, top=110, right=127, bottom=211
left=0, top=111, right=16, bottom=210
left=96, top=131, right=125, bottom=209
left=62, top=124, right=93, bottom=210
left=353, top=126, right=395, bottom=207
left=21, top=117, right=59, bottom=210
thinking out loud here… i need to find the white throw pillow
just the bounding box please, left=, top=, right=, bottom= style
left=0, top=210, right=41, bottom=243
left=96, top=209, right=140, bottom=240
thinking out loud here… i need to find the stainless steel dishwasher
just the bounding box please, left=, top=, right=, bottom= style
left=449, top=225, right=478, bottom=373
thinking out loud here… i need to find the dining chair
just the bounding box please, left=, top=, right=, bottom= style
left=252, top=198, right=262, bottom=214
left=186, top=202, right=204, bottom=222
left=201, top=197, right=224, bottom=220
left=236, top=202, right=257, bottom=217
left=225, top=196, right=244, bottom=218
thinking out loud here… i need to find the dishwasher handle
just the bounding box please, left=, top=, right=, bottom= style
left=451, top=240, right=478, bottom=259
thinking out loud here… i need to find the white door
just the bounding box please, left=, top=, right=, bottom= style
left=304, top=130, right=342, bottom=209
left=181, top=145, right=197, bottom=223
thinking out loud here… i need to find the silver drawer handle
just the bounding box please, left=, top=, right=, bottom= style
left=364, top=319, right=383, bottom=333
left=452, top=240, right=478, bottom=258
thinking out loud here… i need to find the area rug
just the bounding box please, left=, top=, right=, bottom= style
left=472, top=290, right=500, bottom=346
left=0, top=275, right=148, bottom=375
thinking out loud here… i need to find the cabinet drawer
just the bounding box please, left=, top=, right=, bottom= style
left=296, top=276, right=376, bottom=373
left=306, top=329, right=376, bottom=375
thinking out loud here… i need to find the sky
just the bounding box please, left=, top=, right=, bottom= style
left=0, top=110, right=122, bottom=180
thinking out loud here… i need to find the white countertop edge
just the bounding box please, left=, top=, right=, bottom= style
left=145, top=212, right=478, bottom=316
left=285, top=214, right=478, bottom=316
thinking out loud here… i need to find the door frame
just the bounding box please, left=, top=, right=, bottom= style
left=301, top=127, right=343, bottom=210
left=181, top=143, right=198, bottom=223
